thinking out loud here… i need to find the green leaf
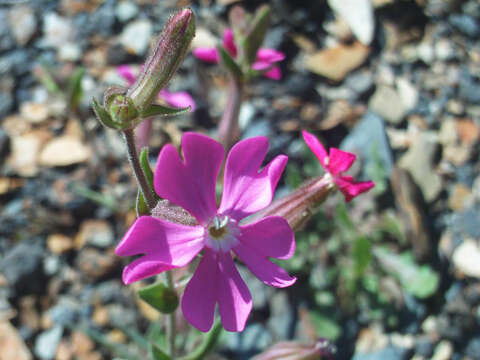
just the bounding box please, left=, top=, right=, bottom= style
left=68, top=67, right=85, bottom=110
left=217, top=45, right=243, bottom=79
left=309, top=311, right=341, bottom=341
left=403, top=265, right=439, bottom=299
left=243, top=5, right=270, bottom=65
left=150, top=344, right=171, bottom=360
left=136, top=189, right=150, bottom=216
left=92, top=97, right=121, bottom=130
left=139, top=148, right=155, bottom=191
left=138, top=282, right=179, bottom=314
left=352, top=236, right=371, bottom=276
left=141, top=104, right=191, bottom=118
left=179, top=320, right=223, bottom=360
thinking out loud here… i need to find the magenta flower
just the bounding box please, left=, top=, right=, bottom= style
left=116, top=133, right=296, bottom=332
left=302, top=131, right=375, bottom=202
left=192, top=29, right=285, bottom=80
left=117, top=65, right=196, bottom=110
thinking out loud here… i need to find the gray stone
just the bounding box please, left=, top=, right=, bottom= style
left=120, top=19, right=153, bottom=56
left=0, top=242, right=44, bottom=295
left=346, top=70, right=374, bottom=96
left=369, top=86, right=407, bottom=124
left=0, top=10, right=14, bottom=51
left=34, top=326, right=63, bottom=360
left=48, top=298, right=81, bottom=326
left=267, top=292, right=293, bottom=340
left=8, top=5, right=37, bottom=46
left=353, top=345, right=410, bottom=360
left=341, top=111, right=394, bottom=177
left=449, top=14, right=480, bottom=37
left=115, top=1, right=139, bottom=22
left=0, top=92, right=13, bottom=118
left=42, top=12, right=75, bottom=49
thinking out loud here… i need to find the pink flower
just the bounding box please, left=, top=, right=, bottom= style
left=116, top=65, right=196, bottom=110
left=192, top=29, right=285, bottom=80
left=302, top=131, right=375, bottom=202
left=116, top=133, right=296, bottom=332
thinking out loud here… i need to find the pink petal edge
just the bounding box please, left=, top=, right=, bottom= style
left=222, top=28, right=238, bottom=58
left=159, top=89, right=196, bottom=110
left=327, top=147, right=356, bottom=175
left=218, top=137, right=287, bottom=220
left=239, top=216, right=295, bottom=260
left=335, top=176, right=375, bottom=202
left=302, top=131, right=328, bottom=168
left=116, top=64, right=137, bottom=85
left=263, top=66, right=282, bottom=80
left=154, top=132, right=225, bottom=225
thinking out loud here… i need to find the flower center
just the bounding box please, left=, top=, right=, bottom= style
left=204, top=215, right=239, bottom=253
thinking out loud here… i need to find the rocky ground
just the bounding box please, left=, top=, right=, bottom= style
left=0, top=0, right=480, bottom=359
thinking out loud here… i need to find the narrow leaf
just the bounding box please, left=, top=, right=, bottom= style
left=141, top=104, right=191, bottom=118
left=150, top=344, right=171, bottom=360
left=138, top=282, right=179, bottom=314
left=217, top=45, right=243, bottom=79
left=68, top=67, right=85, bottom=110
left=243, top=5, right=270, bottom=64
left=92, top=97, right=121, bottom=129
left=136, top=189, right=150, bottom=216
left=179, top=321, right=223, bottom=360
left=139, top=148, right=155, bottom=190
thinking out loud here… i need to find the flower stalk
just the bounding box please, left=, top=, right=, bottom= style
left=218, top=76, right=243, bottom=151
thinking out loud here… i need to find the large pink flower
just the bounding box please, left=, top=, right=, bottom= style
left=302, top=131, right=375, bottom=202
left=116, top=133, right=296, bottom=332
left=192, top=29, right=285, bottom=80
left=117, top=65, right=196, bottom=110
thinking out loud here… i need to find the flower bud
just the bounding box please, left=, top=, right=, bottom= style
left=127, top=8, right=195, bottom=113
left=254, top=174, right=335, bottom=231
left=252, top=338, right=336, bottom=360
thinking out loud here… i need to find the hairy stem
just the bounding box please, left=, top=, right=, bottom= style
left=218, top=76, right=243, bottom=151
left=123, top=128, right=157, bottom=210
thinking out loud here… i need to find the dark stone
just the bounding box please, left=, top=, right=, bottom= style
left=106, top=43, right=137, bottom=65
left=415, top=336, right=434, bottom=357
left=0, top=242, right=45, bottom=295
left=453, top=205, right=480, bottom=238
left=352, top=345, right=410, bottom=360
left=284, top=73, right=315, bottom=98
left=459, top=71, right=480, bottom=104
left=449, top=14, right=480, bottom=37
left=466, top=337, right=480, bottom=359
left=48, top=298, right=81, bottom=326
left=0, top=10, right=14, bottom=52
left=74, top=0, right=116, bottom=38
left=0, top=92, right=13, bottom=118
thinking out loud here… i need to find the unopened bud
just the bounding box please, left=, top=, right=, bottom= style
left=127, top=8, right=195, bottom=113
left=252, top=338, right=336, bottom=360
left=254, top=174, right=335, bottom=231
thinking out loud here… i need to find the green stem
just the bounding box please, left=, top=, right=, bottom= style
left=166, top=271, right=176, bottom=358
left=178, top=321, right=223, bottom=360
left=123, top=128, right=157, bottom=210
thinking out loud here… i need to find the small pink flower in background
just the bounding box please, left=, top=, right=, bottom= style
left=193, top=28, right=285, bottom=80
left=116, top=132, right=296, bottom=332
left=302, top=130, right=375, bottom=202
left=116, top=65, right=196, bottom=110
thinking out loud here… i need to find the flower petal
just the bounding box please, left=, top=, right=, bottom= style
left=218, top=137, right=287, bottom=220
left=122, top=255, right=175, bottom=285
left=154, top=133, right=225, bottom=224
left=182, top=250, right=218, bottom=332
left=239, top=216, right=295, bottom=260
left=335, top=176, right=375, bottom=202
left=328, top=148, right=356, bottom=175
left=234, top=242, right=296, bottom=288
left=251, top=61, right=272, bottom=71
left=192, top=47, right=220, bottom=63
left=302, top=131, right=328, bottom=168
left=115, top=217, right=205, bottom=284
left=263, top=66, right=282, bottom=80
left=217, top=252, right=252, bottom=332
left=116, top=64, right=137, bottom=85
left=159, top=89, right=196, bottom=110
left=222, top=28, right=238, bottom=58
left=255, top=48, right=285, bottom=63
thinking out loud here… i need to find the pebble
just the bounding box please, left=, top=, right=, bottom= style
left=34, top=325, right=63, bottom=360
left=352, top=345, right=410, bottom=360
left=39, top=136, right=91, bottom=167
left=267, top=292, right=293, bottom=340
left=449, top=14, right=480, bottom=37
left=120, top=19, right=153, bottom=56
left=0, top=321, right=33, bottom=360
left=0, top=93, right=13, bottom=119
left=448, top=184, right=473, bottom=211
left=328, top=0, right=375, bottom=45
left=75, top=248, right=118, bottom=280
left=47, top=234, right=74, bottom=255
left=452, top=240, right=480, bottom=279
left=369, top=85, right=407, bottom=124
left=398, top=130, right=442, bottom=202
left=115, top=1, right=138, bottom=22
left=58, top=43, right=82, bottom=62
left=0, top=242, right=44, bottom=295
left=42, top=12, right=75, bottom=49
left=341, top=111, right=394, bottom=177
left=304, top=41, right=370, bottom=81
left=465, top=337, right=480, bottom=359
left=431, top=340, right=453, bottom=360
left=74, top=220, right=114, bottom=249
left=0, top=10, right=14, bottom=52
left=8, top=6, right=37, bottom=46
left=20, top=102, right=49, bottom=124
left=396, top=77, right=418, bottom=112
